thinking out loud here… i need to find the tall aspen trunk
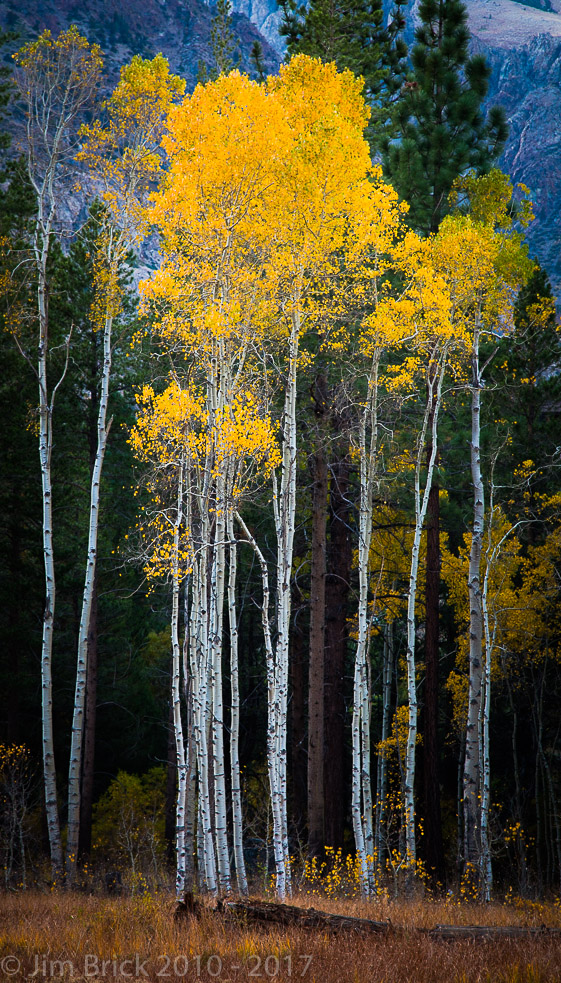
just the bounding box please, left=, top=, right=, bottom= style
left=352, top=363, right=379, bottom=895
left=81, top=349, right=100, bottom=863
left=78, top=582, right=97, bottom=859
left=404, top=352, right=446, bottom=868
left=16, top=34, right=101, bottom=882
left=270, top=306, right=300, bottom=899
left=67, top=284, right=114, bottom=881
left=182, top=511, right=196, bottom=890
left=210, top=500, right=231, bottom=893
left=423, top=377, right=445, bottom=889
left=37, top=221, right=63, bottom=880
left=480, top=574, right=493, bottom=901
left=308, top=437, right=327, bottom=858
left=190, top=536, right=218, bottom=893
left=16, top=28, right=101, bottom=883
left=463, top=322, right=484, bottom=888
left=227, top=514, right=248, bottom=894
left=170, top=461, right=188, bottom=898
left=165, top=671, right=177, bottom=866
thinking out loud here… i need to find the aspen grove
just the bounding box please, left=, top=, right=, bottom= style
left=4, top=22, right=561, bottom=905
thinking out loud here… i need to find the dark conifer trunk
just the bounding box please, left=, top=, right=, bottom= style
left=308, top=445, right=327, bottom=856
left=6, top=492, right=22, bottom=744
left=291, top=596, right=308, bottom=836
left=308, top=375, right=328, bottom=856
left=324, top=456, right=351, bottom=850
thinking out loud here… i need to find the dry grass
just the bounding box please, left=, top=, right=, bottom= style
left=1, top=891, right=561, bottom=982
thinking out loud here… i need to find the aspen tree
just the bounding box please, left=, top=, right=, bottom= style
left=348, top=211, right=454, bottom=891
left=262, top=60, right=364, bottom=895
left=144, top=57, right=389, bottom=898
left=390, top=252, right=461, bottom=870
left=142, top=74, right=285, bottom=892
left=434, top=171, right=533, bottom=893
left=65, top=55, right=185, bottom=882
left=131, top=382, right=279, bottom=894
left=13, top=26, right=102, bottom=879
left=383, top=0, right=507, bottom=887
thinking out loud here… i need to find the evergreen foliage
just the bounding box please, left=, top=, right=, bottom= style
left=250, top=40, right=266, bottom=82
left=489, top=264, right=561, bottom=504
left=383, top=0, right=508, bottom=234
left=279, top=0, right=407, bottom=149
left=198, top=0, right=240, bottom=83
left=0, top=30, right=16, bottom=157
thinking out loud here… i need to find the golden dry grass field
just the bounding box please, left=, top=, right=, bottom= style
left=2, top=892, right=561, bottom=982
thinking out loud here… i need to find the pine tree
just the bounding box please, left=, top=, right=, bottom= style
left=250, top=41, right=266, bottom=82
left=279, top=0, right=406, bottom=860
left=197, top=0, right=238, bottom=85
left=490, top=264, right=561, bottom=509
left=383, top=0, right=507, bottom=235
left=279, top=0, right=407, bottom=150
left=383, top=0, right=507, bottom=891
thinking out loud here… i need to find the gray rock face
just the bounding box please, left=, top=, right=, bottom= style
left=4, top=0, right=561, bottom=294
left=231, top=0, right=286, bottom=52
left=378, top=0, right=561, bottom=295
left=471, top=16, right=561, bottom=296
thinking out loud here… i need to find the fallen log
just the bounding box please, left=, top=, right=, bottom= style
left=425, top=924, right=561, bottom=942
left=176, top=896, right=561, bottom=944
left=215, top=898, right=392, bottom=936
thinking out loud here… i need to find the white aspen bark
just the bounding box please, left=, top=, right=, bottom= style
left=210, top=481, right=231, bottom=893
left=404, top=348, right=447, bottom=867
left=269, top=304, right=300, bottom=899
left=36, top=200, right=64, bottom=881
left=188, top=358, right=220, bottom=895
left=66, top=236, right=116, bottom=879
left=479, top=490, right=521, bottom=900
left=481, top=564, right=493, bottom=901
left=464, top=317, right=485, bottom=886
left=361, top=659, right=375, bottom=868
left=234, top=511, right=280, bottom=891
left=170, top=461, right=188, bottom=898
left=190, top=536, right=218, bottom=894
left=352, top=360, right=380, bottom=895
left=16, top=36, right=100, bottom=882
left=351, top=657, right=369, bottom=888
left=182, top=561, right=197, bottom=892
left=227, top=512, right=248, bottom=895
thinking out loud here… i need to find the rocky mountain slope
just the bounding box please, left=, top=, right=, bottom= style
left=0, top=0, right=280, bottom=91
left=234, top=0, right=561, bottom=295
left=1, top=0, right=560, bottom=294
left=469, top=0, right=561, bottom=294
